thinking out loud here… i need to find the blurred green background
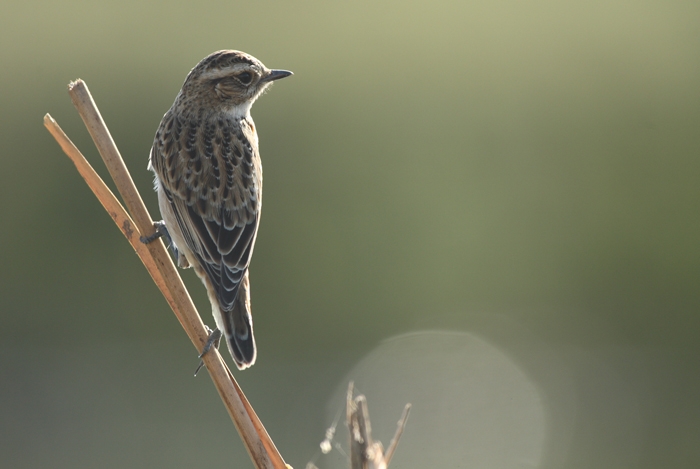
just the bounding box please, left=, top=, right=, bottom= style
left=1, top=1, right=699, bottom=468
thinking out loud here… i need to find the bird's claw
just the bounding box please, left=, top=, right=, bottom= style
left=194, top=326, right=222, bottom=376
left=140, top=221, right=171, bottom=245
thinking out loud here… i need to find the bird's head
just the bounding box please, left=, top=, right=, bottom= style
left=179, top=50, right=292, bottom=117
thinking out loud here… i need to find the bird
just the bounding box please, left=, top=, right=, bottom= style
left=145, top=50, right=292, bottom=369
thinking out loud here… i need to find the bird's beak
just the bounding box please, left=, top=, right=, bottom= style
left=262, top=69, right=293, bottom=82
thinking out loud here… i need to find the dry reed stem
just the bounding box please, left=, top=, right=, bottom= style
left=44, top=78, right=287, bottom=469
left=383, top=403, right=411, bottom=466
left=346, top=382, right=411, bottom=469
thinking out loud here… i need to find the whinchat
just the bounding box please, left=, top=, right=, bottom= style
left=147, top=50, right=292, bottom=369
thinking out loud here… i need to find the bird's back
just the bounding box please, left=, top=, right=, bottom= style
left=150, top=108, right=262, bottom=368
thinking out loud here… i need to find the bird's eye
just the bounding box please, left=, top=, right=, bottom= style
left=237, top=72, right=253, bottom=84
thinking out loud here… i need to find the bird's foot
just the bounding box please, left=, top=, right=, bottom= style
left=140, top=220, right=171, bottom=245
left=140, top=221, right=186, bottom=265
left=194, top=326, right=222, bottom=376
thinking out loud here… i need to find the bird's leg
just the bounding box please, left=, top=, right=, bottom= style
left=140, top=221, right=188, bottom=266
left=140, top=220, right=171, bottom=245
left=194, top=326, right=222, bottom=376
left=199, top=326, right=222, bottom=357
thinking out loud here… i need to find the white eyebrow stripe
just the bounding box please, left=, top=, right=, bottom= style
left=199, top=64, right=258, bottom=80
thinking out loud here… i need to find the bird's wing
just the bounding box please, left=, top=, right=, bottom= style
left=151, top=112, right=261, bottom=312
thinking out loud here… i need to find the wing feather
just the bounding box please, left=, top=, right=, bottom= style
left=151, top=110, right=261, bottom=312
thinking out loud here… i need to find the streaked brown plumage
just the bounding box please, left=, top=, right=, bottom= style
left=148, top=50, right=291, bottom=369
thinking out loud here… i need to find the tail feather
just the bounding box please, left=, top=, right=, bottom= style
left=224, top=271, right=256, bottom=369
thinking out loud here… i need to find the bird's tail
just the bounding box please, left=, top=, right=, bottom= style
left=224, top=271, right=257, bottom=369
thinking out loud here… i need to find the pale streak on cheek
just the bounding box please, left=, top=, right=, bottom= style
left=225, top=101, right=253, bottom=120
left=220, top=80, right=273, bottom=119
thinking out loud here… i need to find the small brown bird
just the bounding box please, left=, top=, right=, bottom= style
left=146, top=50, right=292, bottom=369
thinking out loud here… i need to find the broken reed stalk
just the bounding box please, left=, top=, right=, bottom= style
left=382, top=402, right=411, bottom=466
left=346, top=382, right=411, bottom=469
left=44, top=79, right=286, bottom=469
